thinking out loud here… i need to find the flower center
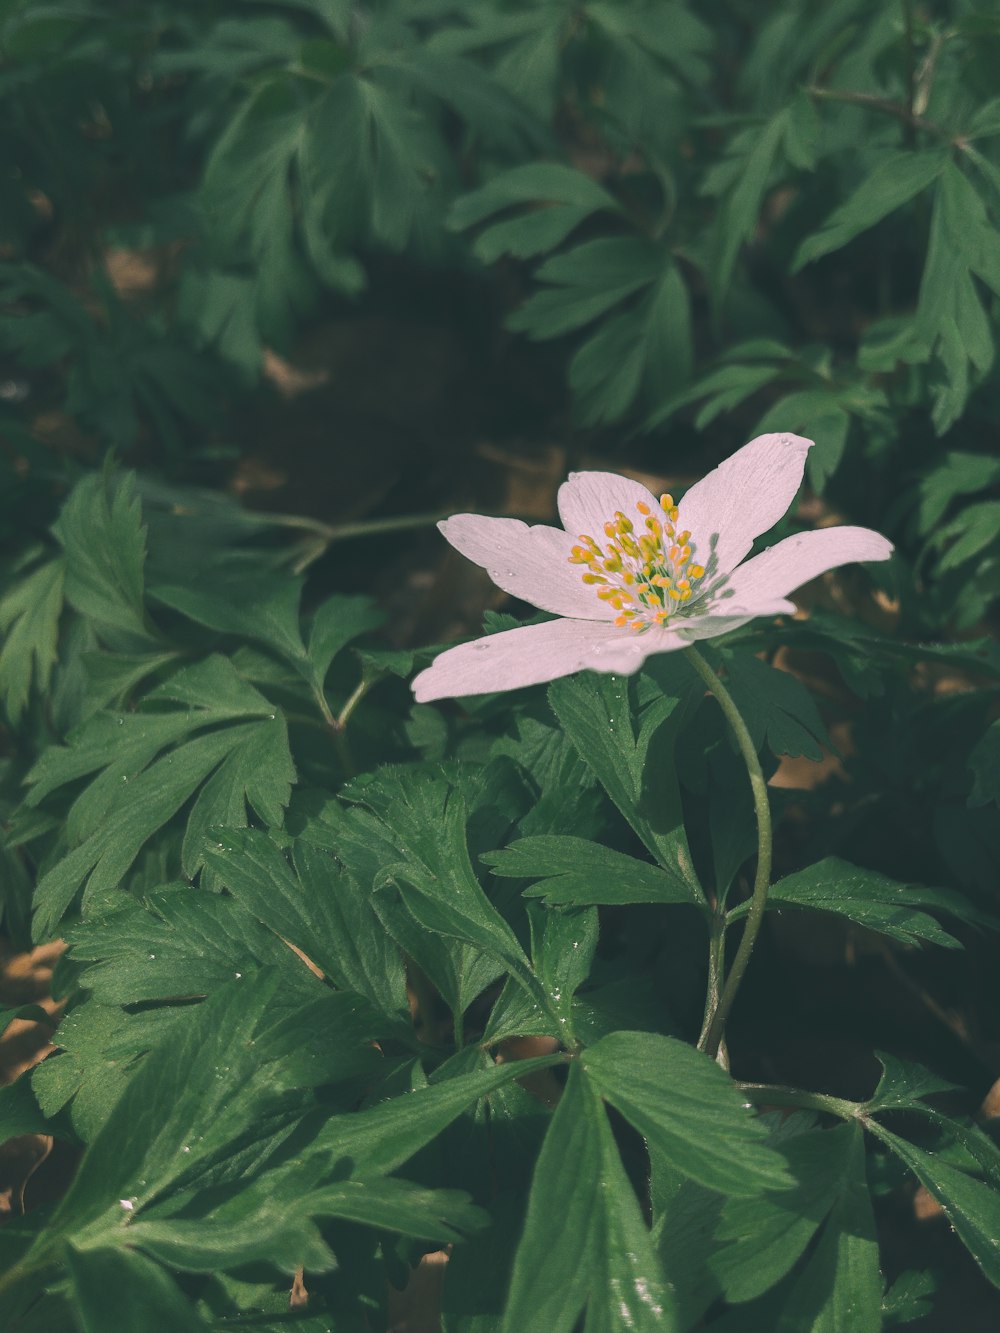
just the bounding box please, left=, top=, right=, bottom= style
left=568, top=494, right=705, bottom=630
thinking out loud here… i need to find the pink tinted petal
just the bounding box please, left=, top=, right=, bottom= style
left=675, top=433, right=814, bottom=578
left=675, top=603, right=795, bottom=643
left=412, top=618, right=687, bottom=702
left=719, top=525, right=894, bottom=610
left=439, top=514, right=616, bottom=621
left=557, top=471, right=660, bottom=545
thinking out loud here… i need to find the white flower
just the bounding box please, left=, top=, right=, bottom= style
left=412, top=433, right=893, bottom=702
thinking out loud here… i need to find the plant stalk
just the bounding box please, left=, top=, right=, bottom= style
left=738, top=1082, right=861, bottom=1121
left=685, top=645, right=773, bottom=1060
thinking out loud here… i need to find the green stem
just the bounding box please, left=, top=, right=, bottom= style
left=805, top=84, right=951, bottom=142
left=900, top=0, right=917, bottom=148
left=738, top=1082, right=861, bottom=1121
left=685, top=645, right=773, bottom=1061
left=337, top=675, right=372, bottom=732
left=696, top=910, right=728, bottom=1067
left=257, top=508, right=449, bottom=574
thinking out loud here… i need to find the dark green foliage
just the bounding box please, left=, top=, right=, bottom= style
left=2, top=3, right=1000, bottom=1330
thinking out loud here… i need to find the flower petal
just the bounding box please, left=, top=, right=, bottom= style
left=439, top=514, right=616, bottom=621
left=677, top=606, right=793, bottom=642
left=675, top=433, right=814, bottom=579
left=411, top=618, right=689, bottom=702
left=715, top=525, right=894, bottom=611
left=557, top=471, right=661, bottom=545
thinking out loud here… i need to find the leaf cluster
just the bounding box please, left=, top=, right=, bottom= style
left=0, top=464, right=995, bottom=1327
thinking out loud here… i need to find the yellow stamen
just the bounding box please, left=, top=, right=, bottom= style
left=574, top=502, right=706, bottom=631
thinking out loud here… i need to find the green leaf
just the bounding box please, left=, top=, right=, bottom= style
left=936, top=501, right=1000, bottom=573
left=62, top=885, right=310, bottom=1005
left=649, top=1165, right=724, bottom=1328
left=863, top=1051, right=959, bottom=1114
left=76, top=650, right=181, bottom=721
left=202, top=829, right=408, bottom=1021
left=867, top=1120, right=1000, bottom=1287
left=491, top=712, right=604, bottom=840
left=305, top=790, right=507, bottom=1024
left=125, top=1168, right=335, bottom=1277
left=770, top=1123, right=881, bottom=1332
left=341, top=766, right=538, bottom=993
left=882, top=1270, right=937, bottom=1324
left=200, top=75, right=318, bottom=348
left=527, top=900, right=597, bottom=1038
left=721, top=649, right=832, bottom=761
left=150, top=568, right=306, bottom=668
left=863, top=1054, right=1000, bottom=1188
left=709, top=1123, right=869, bottom=1302
left=501, top=1062, right=677, bottom=1333
left=902, top=163, right=1000, bottom=433
left=311, top=1055, right=563, bottom=1176
left=548, top=673, right=704, bottom=904
left=300, top=71, right=444, bottom=258
left=53, top=469, right=152, bottom=640
left=707, top=105, right=811, bottom=297
left=30, top=999, right=181, bottom=1140
left=277, top=1175, right=486, bottom=1243
left=736, top=857, right=988, bottom=949
left=449, top=162, right=620, bottom=262
left=129, top=1170, right=484, bottom=1273
left=508, top=237, right=665, bottom=339
left=306, top=593, right=385, bottom=691
left=569, top=260, right=693, bottom=425
left=65, top=1243, right=210, bottom=1333
left=580, top=1031, right=791, bottom=1196
left=152, top=579, right=382, bottom=701
left=647, top=356, right=785, bottom=432
left=484, top=835, right=695, bottom=906
left=793, top=151, right=947, bottom=270
left=0, top=555, right=64, bottom=724
left=25, top=656, right=295, bottom=935
left=916, top=452, right=1000, bottom=532
left=45, top=972, right=386, bottom=1239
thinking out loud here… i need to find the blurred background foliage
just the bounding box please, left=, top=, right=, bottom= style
left=2, top=0, right=1000, bottom=618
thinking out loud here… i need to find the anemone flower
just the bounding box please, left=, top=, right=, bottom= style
left=412, top=433, right=892, bottom=702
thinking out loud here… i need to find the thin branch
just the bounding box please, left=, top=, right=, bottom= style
left=805, top=84, right=952, bottom=143
left=686, top=645, right=773, bottom=1061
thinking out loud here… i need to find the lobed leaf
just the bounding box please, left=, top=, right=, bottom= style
left=580, top=1031, right=791, bottom=1196
left=484, top=834, right=696, bottom=906
left=867, top=1121, right=1000, bottom=1288
left=25, top=656, right=295, bottom=936
left=734, top=856, right=991, bottom=949
left=793, top=151, right=947, bottom=270
left=53, top=469, right=152, bottom=641
left=548, top=673, right=704, bottom=905
left=500, top=1061, right=676, bottom=1333
left=0, top=556, right=64, bottom=724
